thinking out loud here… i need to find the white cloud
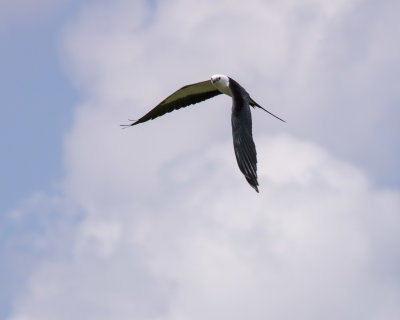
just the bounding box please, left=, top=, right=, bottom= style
left=60, top=0, right=400, bottom=184
left=7, top=134, right=400, bottom=320
left=5, top=0, right=400, bottom=319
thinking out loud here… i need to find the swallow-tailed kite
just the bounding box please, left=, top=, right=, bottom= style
left=123, top=74, right=285, bottom=192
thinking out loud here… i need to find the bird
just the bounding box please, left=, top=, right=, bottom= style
left=123, top=74, right=285, bottom=192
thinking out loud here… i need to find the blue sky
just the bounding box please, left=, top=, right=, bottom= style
left=1, top=0, right=400, bottom=319
left=0, top=0, right=82, bottom=214
left=0, top=1, right=83, bottom=317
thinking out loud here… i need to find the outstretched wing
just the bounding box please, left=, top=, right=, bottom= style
left=125, top=80, right=221, bottom=126
left=231, top=98, right=259, bottom=193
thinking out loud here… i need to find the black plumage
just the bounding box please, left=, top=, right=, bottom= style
left=229, top=78, right=259, bottom=192
left=130, top=81, right=221, bottom=125
left=124, top=75, right=284, bottom=192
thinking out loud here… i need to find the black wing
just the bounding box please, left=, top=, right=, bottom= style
left=231, top=96, right=259, bottom=192
left=126, top=80, right=221, bottom=126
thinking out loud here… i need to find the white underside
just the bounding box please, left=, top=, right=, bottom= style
left=211, top=74, right=232, bottom=97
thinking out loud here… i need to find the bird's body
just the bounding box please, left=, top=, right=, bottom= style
left=124, top=74, right=284, bottom=192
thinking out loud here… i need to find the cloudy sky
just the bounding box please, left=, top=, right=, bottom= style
left=1, top=0, right=400, bottom=319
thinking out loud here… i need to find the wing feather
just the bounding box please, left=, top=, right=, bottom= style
left=231, top=103, right=259, bottom=193
left=229, top=78, right=259, bottom=192
left=128, top=80, right=221, bottom=126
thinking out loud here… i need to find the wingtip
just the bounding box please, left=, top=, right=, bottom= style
left=120, top=119, right=139, bottom=129
left=246, top=177, right=259, bottom=193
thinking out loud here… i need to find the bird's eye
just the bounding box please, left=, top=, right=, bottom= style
left=216, top=77, right=221, bottom=81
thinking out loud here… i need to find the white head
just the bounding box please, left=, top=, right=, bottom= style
left=211, top=74, right=231, bottom=96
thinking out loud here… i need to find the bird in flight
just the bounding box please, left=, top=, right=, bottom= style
left=123, top=74, right=285, bottom=192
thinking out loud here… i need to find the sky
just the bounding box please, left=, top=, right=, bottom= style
left=1, top=0, right=400, bottom=319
